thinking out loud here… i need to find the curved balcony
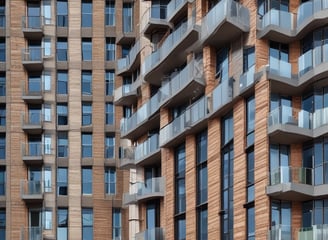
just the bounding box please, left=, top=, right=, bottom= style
left=22, top=48, right=44, bottom=72
left=267, top=166, right=328, bottom=201
left=22, top=16, right=44, bottom=39
left=123, top=177, right=165, bottom=205
left=298, top=225, right=328, bottom=240
left=120, top=92, right=161, bottom=140
left=160, top=58, right=205, bottom=107
left=135, top=227, right=165, bottom=240
left=116, top=40, right=141, bottom=76
left=143, top=18, right=200, bottom=85
left=201, top=0, right=250, bottom=47
left=160, top=96, right=208, bottom=147
left=21, top=112, right=43, bottom=134
left=21, top=180, right=43, bottom=203
left=22, top=142, right=43, bottom=165
left=167, top=0, right=189, bottom=23
left=114, top=83, right=138, bottom=106
left=268, top=106, right=328, bottom=144
left=141, top=5, right=171, bottom=37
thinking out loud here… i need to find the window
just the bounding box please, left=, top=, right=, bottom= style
left=247, top=206, right=255, bottom=240
left=43, top=71, right=51, bottom=91
left=151, top=0, right=167, bottom=19
left=302, top=199, right=328, bottom=228
left=105, top=0, right=115, bottom=26
left=43, top=209, right=52, bottom=230
left=243, top=47, right=255, bottom=73
left=269, top=144, right=290, bottom=184
left=28, top=75, right=42, bottom=93
left=112, top=208, right=121, bottom=239
left=82, top=208, right=93, bottom=240
left=106, top=38, right=115, bottom=61
left=146, top=201, right=160, bottom=230
left=0, top=1, right=5, bottom=28
left=82, top=71, right=92, bottom=95
left=105, top=70, right=114, bottom=96
left=82, top=102, right=92, bottom=126
left=57, top=208, right=68, bottom=240
left=246, top=96, right=255, bottom=147
left=0, top=105, right=5, bottom=126
left=105, top=103, right=114, bottom=125
left=257, top=0, right=288, bottom=16
left=270, top=94, right=292, bottom=125
left=175, top=144, right=186, bottom=240
left=105, top=135, right=115, bottom=159
left=57, top=38, right=68, bottom=61
left=81, top=0, right=92, bottom=27
left=246, top=150, right=255, bottom=202
left=0, top=209, right=5, bottom=240
left=57, top=132, right=68, bottom=158
left=82, top=167, right=92, bottom=194
left=44, top=135, right=52, bottom=155
left=270, top=200, right=291, bottom=239
left=82, top=38, right=92, bottom=61
left=57, top=103, right=68, bottom=125
left=28, top=40, right=42, bottom=61
left=105, top=167, right=116, bottom=194
left=57, top=0, right=68, bottom=27
left=82, top=133, right=92, bottom=158
left=43, top=38, right=51, bottom=57
left=197, top=206, right=208, bottom=240
left=221, top=112, right=234, bottom=240
left=28, top=135, right=42, bottom=156
left=0, top=167, right=4, bottom=195
left=57, top=167, right=68, bottom=195
left=0, top=133, right=5, bottom=159
left=28, top=105, right=41, bottom=125
left=57, top=70, right=68, bottom=94
left=0, top=38, right=5, bottom=62
left=123, top=3, right=133, bottom=32
left=43, top=1, right=51, bottom=25
left=0, top=73, right=5, bottom=96
left=269, top=41, right=289, bottom=72
left=216, top=48, right=229, bottom=81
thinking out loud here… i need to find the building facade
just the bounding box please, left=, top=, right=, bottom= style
left=1, top=0, right=328, bottom=240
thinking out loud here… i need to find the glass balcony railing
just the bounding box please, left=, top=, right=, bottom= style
left=313, top=107, right=328, bottom=129
left=269, top=166, right=313, bottom=186
left=140, top=5, right=168, bottom=32
left=268, top=225, right=292, bottom=240
left=297, top=0, right=328, bottom=27
left=210, top=79, right=233, bottom=113
left=260, top=9, right=293, bottom=31
left=21, top=227, right=42, bottom=240
left=22, top=112, right=42, bottom=126
left=239, top=65, right=255, bottom=93
left=167, top=0, right=188, bottom=20
left=269, top=57, right=292, bottom=78
left=21, top=180, right=43, bottom=196
left=22, top=142, right=43, bottom=158
left=298, top=224, right=328, bottom=240
left=22, top=16, right=43, bottom=30
left=22, top=48, right=44, bottom=62
left=135, top=134, right=159, bottom=163
left=160, top=96, right=208, bottom=146
left=298, top=45, right=328, bottom=76
left=135, top=227, right=165, bottom=240
left=117, top=40, right=140, bottom=73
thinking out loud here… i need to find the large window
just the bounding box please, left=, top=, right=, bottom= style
left=0, top=209, right=5, bottom=240
left=57, top=70, right=68, bottom=94
left=57, top=132, right=68, bottom=158
left=123, top=3, right=133, bottom=32
left=82, top=102, right=92, bottom=126
left=28, top=75, right=41, bottom=93
left=57, top=38, right=68, bottom=61
left=82, top=208, right=93, bottom=240
left=82, top=167, right=92, bottom=194
left=247, top=206, right=255, bottom=240
left=246, top=96, right=255, bottom=147
left=82, top=71, right=92, bottom=95
left=57, top=167, right=68, bottom=196
left=105, top=103, right=114, bottom=125
left=269, top=144, right=290, bottom=184
left=105, top=70, right=114, bottom=96
left=105, top=0, right=115, bottom=26
left=302, top=199, right=328, bottom=228
left=105, top=135, right=115, bottom=159
left=57, top=208, right=68, bottom=240
left=257, top=0, right=289, bottom=16
left=57, top=0, right=68, bottom=27
left=0, top=105, right=5, bottom=126
left=81, top=0, right=92, bottom=27
left=0, top=133, right=5, bottom=159
left=243, top=47, right=255, bottom=73
left=112, top=208, right=121, bottom=239
left=82, top=133, right=92, bottom=158
left=0, top=167, right=4, bottom=195
left=221, top=112, right=234, bottom=240
left=105, top=167, right=116, bottom=195
left=0, top=1, right=5, bottom=28
left=270, top=94, right=292, bottom=125
left=82, top=38, right=92, bottom=61
left=0, top=73, right=5, bottom=96
left=216, top=48, right=229, bottom=82
left=269, top=41, right=289, bottom=71
left=196, top=130, right=208, bottom=240
left=106, top=38, right=115, bottom=61
left=0, top=38, right=5, bottom=62
left=270, top=200, right=291, bottom=239
left=57, top=103, right=68, bottom=125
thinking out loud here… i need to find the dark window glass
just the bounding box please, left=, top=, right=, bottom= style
left=0, top=105, right=5, bottom=126
left=82, top=102, right=92, bottom=126
left=246, top=96, right=255, bottom=147
left=82, top=133, right=92, bottom=158
left=106, top=38, right=115, bottom=61
left=105, top=168, right=116, bottom=194
left=57, top=132, right=68, bottom=158
left=0, top=167, right=5, bottom=195
left=82, top=71, right=92, bottom=95
left=197, top=206, right=208, bottom=240
left=175, top=144, right=186, bottom=214
left=105, top=70, right=114, bottom=96
left=57, top=168, right=68, bottom=195
left=82, top=167, right=92, bottom=194
left=0, top=209, right=5, bottom=240
left=0, top=73, right=5, bottom=96
left=105, top=135, right=115, bottom=159
left=243, top=47, right=255, bottom=73
left=105, top=0, right=115, bottom=26
left=112, top=208, right=121, bottom=239
left=0, top=38, right=5, bottom=62
left=270, top=200, right=291, bottom=239
left=82, top=208, right=93, bottom=240
left=57, top=103, right=68, bottom=125
left=105, top=103, right=114, bottom=125
left=57, top=38, right=68, bottom=61
left=57, top=0, right=68, bottom=27
left=0, top=134, right=5, bottom=159
left=123, top=3, right=133, bottom=32
left=216, top=48, right=229, bottom=81
left=247, top=207, right=255, bottom=240
left=82, top=0, right=92, bottom=27
left=57, top=70, right=68, bottom=94
left=82, top=38, right=92, bottom=61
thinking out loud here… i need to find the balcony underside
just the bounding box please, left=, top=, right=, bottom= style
left=22, top=156, right=43, bottom=165
left=22, top=95, right=43, bottom=104
left=268, top=124, right=312, bottom=144
left=117, top=53, right=141, bottom=76
left=167, top=1, right=189, bottom=23
left=143, top=19, right=171, bottom=37
left=144, top=26, right=200, bottom=86
left=114, top=92, right=138, bottom=106
left=22, top=125, right=43, bottom=134
left=22, top=29, right=43, bottom=40
left=22, top=62, right=43, bottom=72
left=119, top=158, right=135, bottom=169
left=267, top=183, right=328, bottom=201
left=136, top=149, right=161, bottom=167
left=22, top=194, right=43, bottom=204
left=116, top=31, right=136, bottom=45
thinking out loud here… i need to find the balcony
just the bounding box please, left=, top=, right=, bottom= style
left=208, top=78, right=234, bottom=118
left=22, top=16, right=44, bottom=39
left=135, top=227, right=165, bottom=240
left=21, top=112, right=43, bottom=134
left=120, top=92, right=161, bottom=140
left=160, top=96, right=208, bottom=147
left=239, top=65, right=256, bottom=95
left=201, top=0, right=250, bottom=47
left=298, top=224, right=328, bottom=240
left=117, top=40, right=141, bottom=75
left=135, top=134, right=160, bottom=166
left=22, top=143, right=43, bottom=165
left=119, top=146, right=135, bottom=169
left=257, top=9, right=294, bottom=43
left=123, top=177, right=165, bottom=205
left=22, top=84, right=44, bottom=104
left=114, top=84, right=138, bottom=106
left=117, top=14, right=136, bottom=45
left=21, top=180, right=43, bottom=203
left=160, top=58, right=205, bottom=107
left=22, top=48, right=44, bottom=72
left=141, top=5, right=170, bottom=36
left=268, top=106, right=328, bottom=144
left=167, top=0, right=189, bottom=23
left=143, top=18, right=200, bottom=85
left=21, top=227, right=43, bottom=240
left=267, top=225, right=292, bottom=240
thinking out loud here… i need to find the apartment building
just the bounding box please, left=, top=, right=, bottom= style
left=117, top=0, right=328, bottom=239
